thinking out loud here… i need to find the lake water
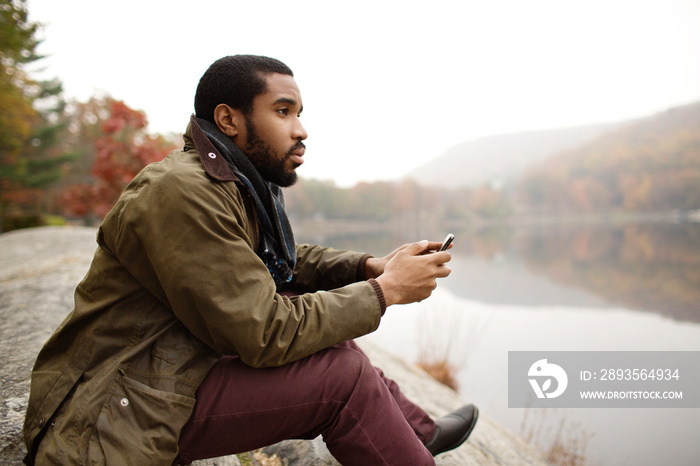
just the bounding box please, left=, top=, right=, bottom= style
left=295, top=220, right=700, bottom=466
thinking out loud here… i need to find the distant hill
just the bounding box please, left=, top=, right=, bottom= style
left=518, top=100, right=700, bottom=214
left=405, top=122, right=618, bottom=188
left=288, top=101, right=700, bottom=222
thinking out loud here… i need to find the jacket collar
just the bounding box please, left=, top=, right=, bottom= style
left=185, top=115, right=240, bottom=182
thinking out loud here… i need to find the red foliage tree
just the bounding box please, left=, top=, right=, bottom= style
left=61, top=99, right=177, bottom=220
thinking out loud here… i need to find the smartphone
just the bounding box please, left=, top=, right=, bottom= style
left=438, top=233, right=455, bottom=251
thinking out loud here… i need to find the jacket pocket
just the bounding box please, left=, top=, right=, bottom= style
left=24, top=343, right=93, bottom=462
left=87, top=373, right=196, bottom=465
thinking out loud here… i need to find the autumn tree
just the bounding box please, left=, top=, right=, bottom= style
left=60, top=97, right=178, bottom=221
left=284, top=176, right=497, bottom=224
left=469, top=184, right=512, bottom=218
left=0, top=0, right=37, bottom=155
left=0, top=0, right=77, bottom=230
left=0, top=0, right=41, bottom=229
left=517, top=102, right=700, bottom=215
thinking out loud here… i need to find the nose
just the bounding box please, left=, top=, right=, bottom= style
left=292, top=118, right=307, bottom=141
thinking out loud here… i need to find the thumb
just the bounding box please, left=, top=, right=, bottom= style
left=404, top=240, right=430, bottom=256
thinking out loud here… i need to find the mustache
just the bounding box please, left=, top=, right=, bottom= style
left=287, top=141, right=306, bottom=155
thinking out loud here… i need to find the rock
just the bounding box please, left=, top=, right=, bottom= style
left=1, top=226, right=99, bottom=464
left=0, top=226, right=548, bottom=465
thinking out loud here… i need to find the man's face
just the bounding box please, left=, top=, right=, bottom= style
left=238, top=73, right=307, bottom=187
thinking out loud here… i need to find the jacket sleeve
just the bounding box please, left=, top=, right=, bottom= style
left=289, top=244, right=371, bottom=292
left=100, top=155, right=383, bottom=368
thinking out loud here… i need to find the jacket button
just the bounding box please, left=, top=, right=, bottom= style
left=120, top=398, right=129, bottom=407
left=39, top=416, right=46, bottom=427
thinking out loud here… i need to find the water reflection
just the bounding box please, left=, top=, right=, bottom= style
left=513, top=222, right=700, bottom=323
left=295, top=221, right=700, bottom=465
left=298, top=221, right=700, bottom=323
left=361, top=288, right=700, bottom=466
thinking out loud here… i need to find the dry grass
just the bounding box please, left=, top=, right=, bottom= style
left=416, top=358, right=460, bottom=391
left=236, top=450, right=287, bottom=466
left=521, top=408, right=593, bottom=466
left=413, top=298, right=488, bottom=392
left=252, top=450, right=287, bottom=466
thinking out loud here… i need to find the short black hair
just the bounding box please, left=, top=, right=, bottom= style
left=194, top=55, right=294, bottom=122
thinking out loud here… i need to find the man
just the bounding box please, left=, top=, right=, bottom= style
left=23, top=55, right=478, bottom=465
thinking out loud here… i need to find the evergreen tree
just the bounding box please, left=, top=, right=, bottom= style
left=0, top=0, right=73, bottom=231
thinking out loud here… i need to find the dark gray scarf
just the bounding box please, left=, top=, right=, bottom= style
left=194, top=116, right=296, bottom=287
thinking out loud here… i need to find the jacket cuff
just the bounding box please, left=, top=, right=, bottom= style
left=356, top=254, right=373, bottom=281
left=368, top=278, right=387, bottom=315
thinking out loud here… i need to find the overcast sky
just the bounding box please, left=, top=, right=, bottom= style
left=27, top=0, right=700, bottom=186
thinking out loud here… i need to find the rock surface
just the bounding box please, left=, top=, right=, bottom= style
left=0, top=226, right=548, bottom=465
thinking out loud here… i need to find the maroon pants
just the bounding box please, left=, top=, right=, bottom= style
left=176, top=341, right=437, bottom=465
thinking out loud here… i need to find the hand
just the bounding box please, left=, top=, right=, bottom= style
left=375, top=240, right=452, bottom=306
left=365, top=240, right=447, bottom=279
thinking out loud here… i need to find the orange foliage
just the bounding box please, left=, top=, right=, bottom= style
left=61, top=99, right=177, bottom=220
left=519, top=102, right=700, bottom=214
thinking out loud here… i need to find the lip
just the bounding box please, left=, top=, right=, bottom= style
left=290, top=153, right=304, bottom=166
left=289, top=147, right=305, bottom=166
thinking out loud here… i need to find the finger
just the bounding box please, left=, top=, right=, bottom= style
left=427, top=250, right=451, bottom=265
left=392, top=243, right=417, bottom=255
left=435, top=264, right=452, bottom=278
left=418, top=241, right=445, bottom=254
left=403, top=240, right=430, bottom=256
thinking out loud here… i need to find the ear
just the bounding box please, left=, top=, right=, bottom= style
left=213, top=104, right=244, bottom=139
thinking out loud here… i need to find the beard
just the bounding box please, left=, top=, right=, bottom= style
left=243, top=117, right=300, bottom=187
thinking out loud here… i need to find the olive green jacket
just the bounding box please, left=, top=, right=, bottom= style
left=23, top=122, right=385, bottom=465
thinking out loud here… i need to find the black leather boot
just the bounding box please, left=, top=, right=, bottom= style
left=425, top=404, right=479, bottom=456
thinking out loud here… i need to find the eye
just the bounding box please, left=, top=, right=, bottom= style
left=277, top=108, right=289, bottom=116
